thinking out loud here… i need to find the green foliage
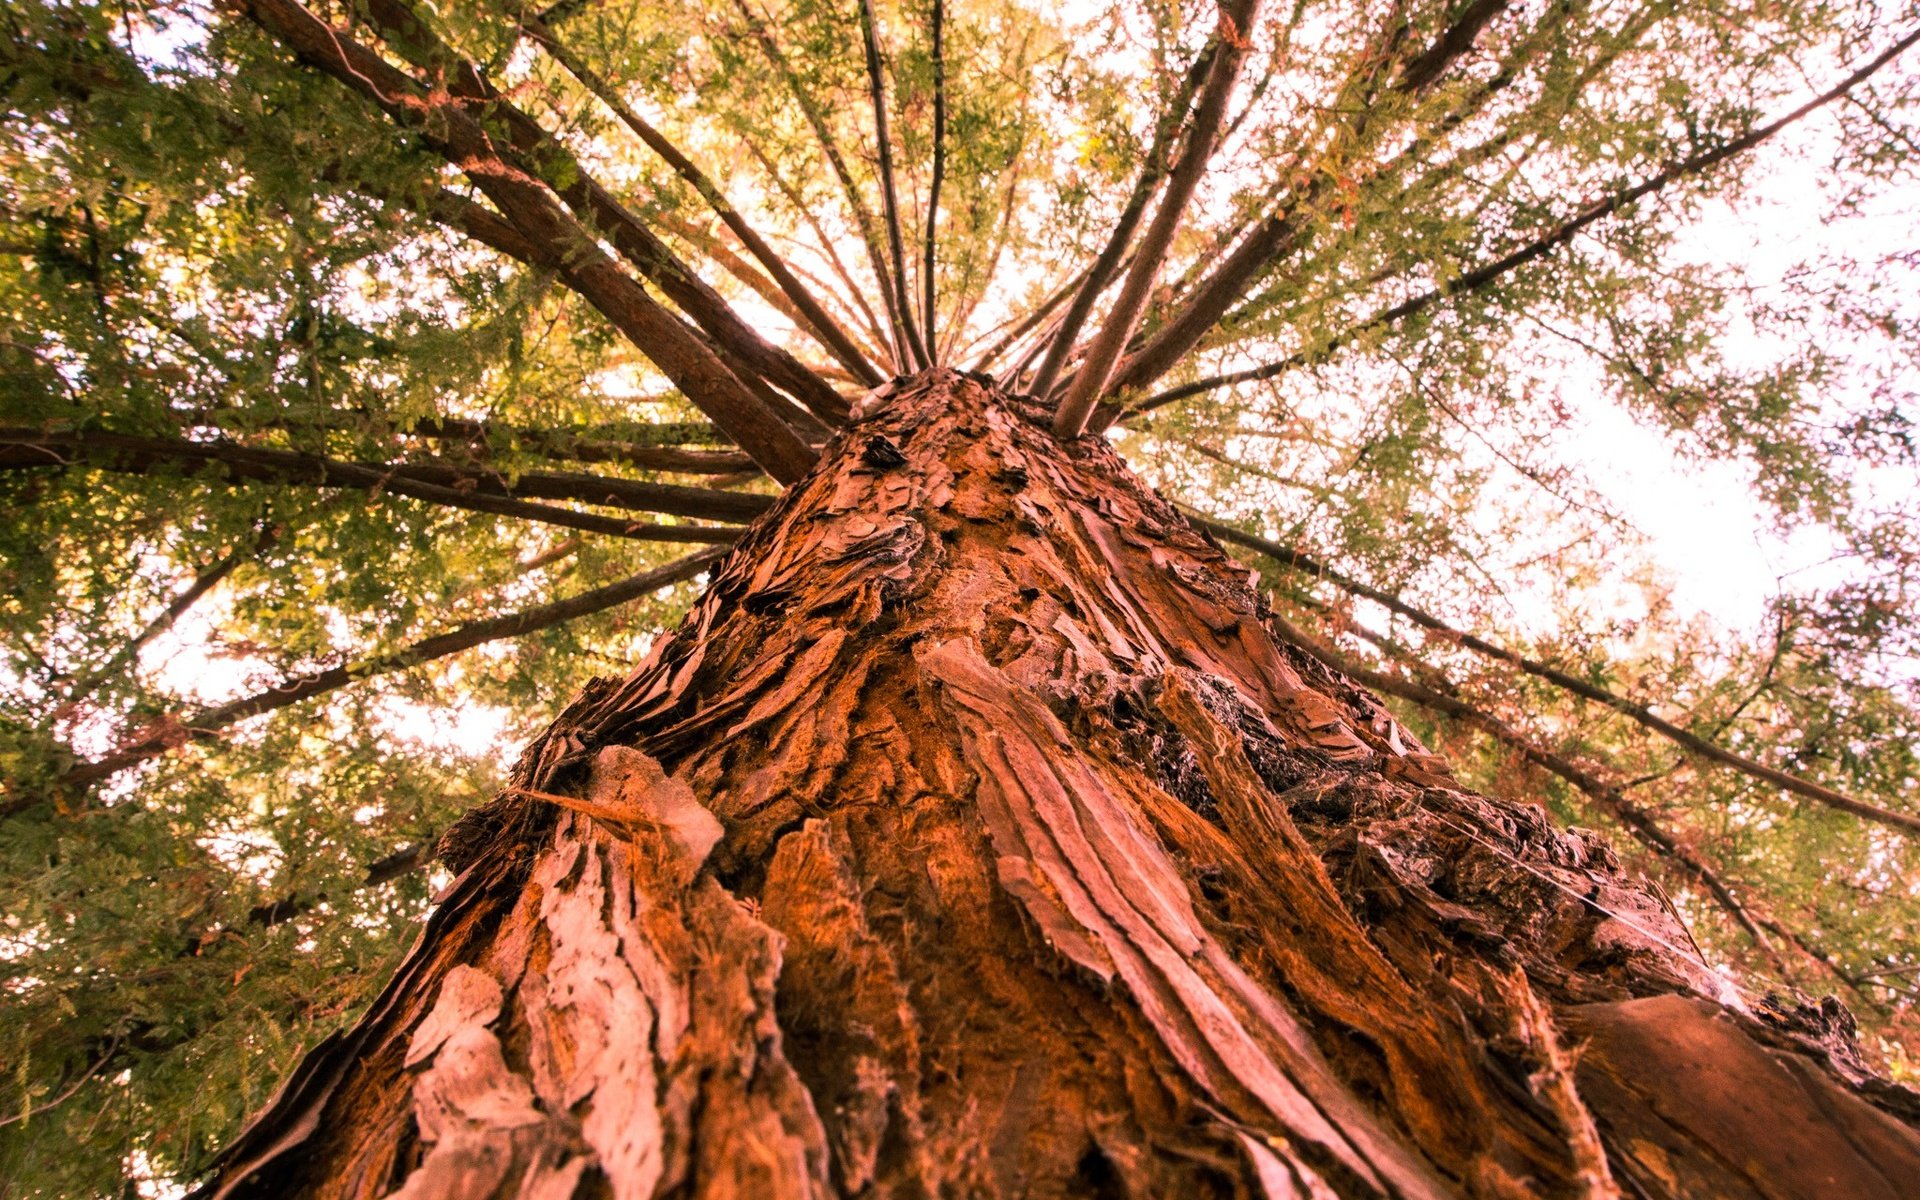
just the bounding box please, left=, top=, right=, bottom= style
left=2, top=0, right=1918, bottom=1190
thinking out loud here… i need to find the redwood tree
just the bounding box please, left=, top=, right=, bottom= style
left=3, top=0, right=1919, bottom=1195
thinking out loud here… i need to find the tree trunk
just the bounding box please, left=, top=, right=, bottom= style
left=199, top=371, right=1920, bottom=1200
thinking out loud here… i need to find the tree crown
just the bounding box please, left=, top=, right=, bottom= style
left=2, top=0, right=1917, bottom=1190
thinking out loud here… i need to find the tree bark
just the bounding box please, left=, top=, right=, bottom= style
left=198, top=371, right=1920, bottom=1200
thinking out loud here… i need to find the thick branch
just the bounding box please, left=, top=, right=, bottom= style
left=1094, top=3, right=1510, bottom=404
left=1052, top=0, right=1264, bottom=437
left=1197, top=514, right=1920, bottom=837
left=1396, top=0, right=1510, bottom=95
left=402, top=417, right=758, bottom=474
left=231, top=0, right=818, bottom=482
left=515, top=15, right=883, bottom=387
left=1, top=427, right=768, bottom=532
left=733, top=0, right=909, bottom=369
left=359, top=0, right=848, bottom=427
left=419, top=188, right=543, bottom=263
left=180, top=408, right=752, bottom=468
left=1026, top=31, right=1217, bottom=398
left=856, top=0, right=930, bottom=368
left=923, top=0, right=946, bottom=354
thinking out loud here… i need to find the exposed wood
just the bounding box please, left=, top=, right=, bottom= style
left=201, top=373, right=1920, bottom=1200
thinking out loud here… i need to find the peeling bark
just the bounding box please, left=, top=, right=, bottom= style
left=200, top=371, right=1920, bottom=1199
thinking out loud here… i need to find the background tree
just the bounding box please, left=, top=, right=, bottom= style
left=1, top=0, right=1917, bottom=1194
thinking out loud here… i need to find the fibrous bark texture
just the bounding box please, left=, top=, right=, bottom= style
left=201, top=371, right=1920, bottom=1200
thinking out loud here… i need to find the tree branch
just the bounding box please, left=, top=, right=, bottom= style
left=1026, top=28, right=1218, bottom=399
left=1117, top=24, right=1920, bottom=422
left=229, top=0, right=819, bottom=482
left=740, top=131, right=899, bottom=354
left=732, top=0, right=910, bottom=370
left=15, top=549, right=727, bottom=807
left=1195, top=513, right=1920, bottom=837
left=923, top=0, right=947, bottom=354
left=1395, top=0, right=1509, bottom=95
left=1, top=427, right=767, bottom=534
left=418, top=187, right=543, bottom=263
left=358, top=0, right=849, bottom=427
left=244, top=839, right=437, bottom=931
left=180, top=408, right=751, bottom=468
left=1052, top=0, right=1265, bottom=437
left=963, top=263, right=1095, bottom=374
left=515, top=13, right=883, bottom=387
left=400, top=416, right=758, bottom=475
left=857, top=0, right=931, bottom=368
left=55, top=520, right=281, bottom=711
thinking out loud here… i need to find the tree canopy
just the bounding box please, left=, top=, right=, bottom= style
left=2, top=0, right=1917, bottom=1192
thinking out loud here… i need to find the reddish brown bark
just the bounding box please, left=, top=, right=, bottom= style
left=199, top=372, right=1920, bottom=1200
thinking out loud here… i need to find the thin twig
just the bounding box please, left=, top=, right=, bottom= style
left=0, top=1035, right=122, bottom=1130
